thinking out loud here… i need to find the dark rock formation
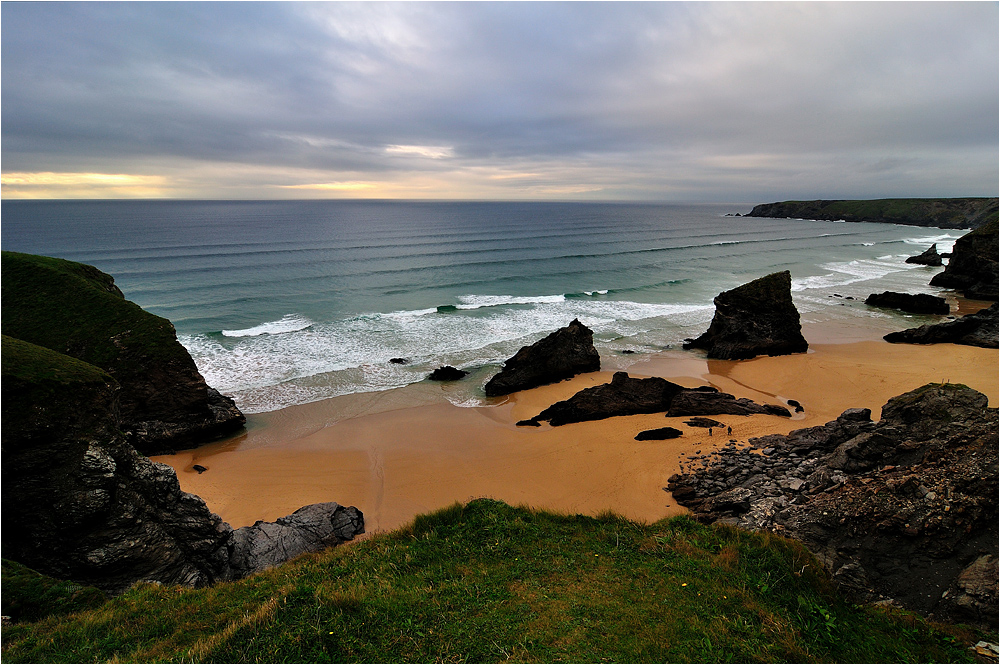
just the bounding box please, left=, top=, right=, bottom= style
left=684, top=417, right=725, bottom=428
left=228, top=503, right=364, bottom=578
left=530, top=372, right=685, bottom=426
left=864, top=291, right=949, bottom=315
left=683, top=271, right=808, bottom=360
left=667, top=383, right=998, bottom=628
left=929, top=220, right=999, bottom=300
left=905, top=244, right=943, bottom=266
left=2, top=334, right=363, bottom=596
left=747, top=198, right=998, bottom=229
left=884, top=303, right=998, bottom=348
left=483, top=319, right=600, bottom=397
left=527, top=372, right=790, bottom=427
left=635, top=427, right=683, bottom=441
left=428, top=366, right=468, bottom=381
left=1, top=251, right=245, bottom=455
left=667, top=389, right=791, bottom=418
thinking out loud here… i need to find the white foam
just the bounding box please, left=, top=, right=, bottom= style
left=791, top=257, right=921, bottom=292
left=455, top=293, right=567, bottom=309
left=583, top=289, right=609, bottom=296
left=221, top=314, right=313, bottom=337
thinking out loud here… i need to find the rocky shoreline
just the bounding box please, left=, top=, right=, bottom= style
left=667, top=383, right=998, bottom=629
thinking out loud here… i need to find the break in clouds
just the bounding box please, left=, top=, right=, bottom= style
left=1, top=2, right=997, bottom=200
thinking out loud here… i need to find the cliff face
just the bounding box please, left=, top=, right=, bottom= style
left=1, top=251, right=245, bottom=454
left=747, top=198, right=998, bottom=230
left=1, top=337, right=364, bottom=596
left=929, top=219, right=999, bottom=301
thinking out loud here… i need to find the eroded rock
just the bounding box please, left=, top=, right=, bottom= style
left=683, top=271, right=808, bottom=360
left=667, top=383, right=998, bottom=628
left=884, top=302, right=998, bottom=348
left=484, top=319, right=600, bottom=396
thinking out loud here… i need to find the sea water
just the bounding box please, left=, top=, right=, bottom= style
left=2, top=200, right=966, bottom=413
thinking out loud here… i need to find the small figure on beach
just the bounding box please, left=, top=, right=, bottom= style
left=727, top=426, right=732, bottom=436
left=709, top=427, right=713, bottom=436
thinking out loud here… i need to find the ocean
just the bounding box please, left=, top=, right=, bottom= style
left=2, top=200, right=966, bottom=414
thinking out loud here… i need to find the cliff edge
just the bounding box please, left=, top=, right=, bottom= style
left=2, top=251, right=245, bottom=455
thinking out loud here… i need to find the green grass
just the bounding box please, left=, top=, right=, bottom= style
left=1, top=499, right=987, bottom=663
left=1, top=251, right=184, bottom=369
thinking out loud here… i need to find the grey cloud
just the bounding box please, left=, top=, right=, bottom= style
left=1, top=2, right=996, bottom=199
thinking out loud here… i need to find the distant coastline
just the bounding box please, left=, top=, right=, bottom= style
left=746, top=197, right=998, bottom=229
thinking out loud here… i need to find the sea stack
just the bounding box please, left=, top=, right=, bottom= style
left=683, top=271, right=808, bottom=360
left=484, top=319, right=601, bottom=397
left=905, top=244, right=943, bottom=266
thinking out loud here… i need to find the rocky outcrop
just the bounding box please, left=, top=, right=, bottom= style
left=883, top=302, right=998, bottom=348
left=905, top=244, right=943, bottom=266
left=428, top=366, right=468, bottom=381
left=667, top=388, right=791, bottom=418
left=1, top=251, right=245, bottom=455
left=864, top=291, right=949, bottom=315
left=929, top=220, right=999, bottom=300
left=528, top=372, right=685, bottom=426
left=483, top=319, right=600, bottom=396
left=747, top=198, right=998, bottom=229
left=2, top=335, right=363, bottom=596
left=228, top=503, right=364, bottom=578
left=667, top=383, right=998, bottom=628
left=683, top=271, right=808, bottom=360
left=524, top=372, right=789, bottom=427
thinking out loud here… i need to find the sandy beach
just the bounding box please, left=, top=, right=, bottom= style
left=153, top=323, right=998, bottom=534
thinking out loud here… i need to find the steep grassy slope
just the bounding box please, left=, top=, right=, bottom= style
left=2, top=500, right=986, bottom=663
left=747, top=198, right=998, bottom=229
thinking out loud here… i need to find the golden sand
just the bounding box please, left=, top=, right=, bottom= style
left=154, top=336, right=997, bottom=533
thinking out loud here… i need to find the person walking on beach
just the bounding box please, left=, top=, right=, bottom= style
left=709, top=427, right=713, bottom=436
left=727, top=426, right=732, bottom=436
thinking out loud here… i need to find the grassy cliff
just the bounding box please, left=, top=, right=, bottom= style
left=747, top=198, right=998, bottom=229
left=2, top=500, right=986, bottom=663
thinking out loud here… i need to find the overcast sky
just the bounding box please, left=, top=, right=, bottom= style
left=2, top=2, right=997, bottom=201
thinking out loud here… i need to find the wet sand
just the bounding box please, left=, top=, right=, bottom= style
left=154, top=332, right=998, bottom=534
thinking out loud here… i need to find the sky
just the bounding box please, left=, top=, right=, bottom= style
left=2, top=2, right=997, bottom=202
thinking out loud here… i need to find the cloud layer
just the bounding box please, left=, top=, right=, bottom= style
left=2, top=2, right=997, bottom=200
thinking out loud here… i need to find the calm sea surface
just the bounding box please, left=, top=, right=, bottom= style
left=2, top=200, right=965, bottom=413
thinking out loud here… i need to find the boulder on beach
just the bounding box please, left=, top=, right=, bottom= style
left=667, top=382, right=999, bottom=629
left=929, top=219, right=998, bottom=300
left=864, top=291, right=949, bottom=315
left=635, top=427, right=683, bottom=441
left=884, top=302, right=998, bottom=348
left=483, top=319, right=600, bottom=397
left=683, top=271, right=808, bottom=360
left=904, top=244, right=943, bottom=266
left=428, top=366, right=468, bottom=381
